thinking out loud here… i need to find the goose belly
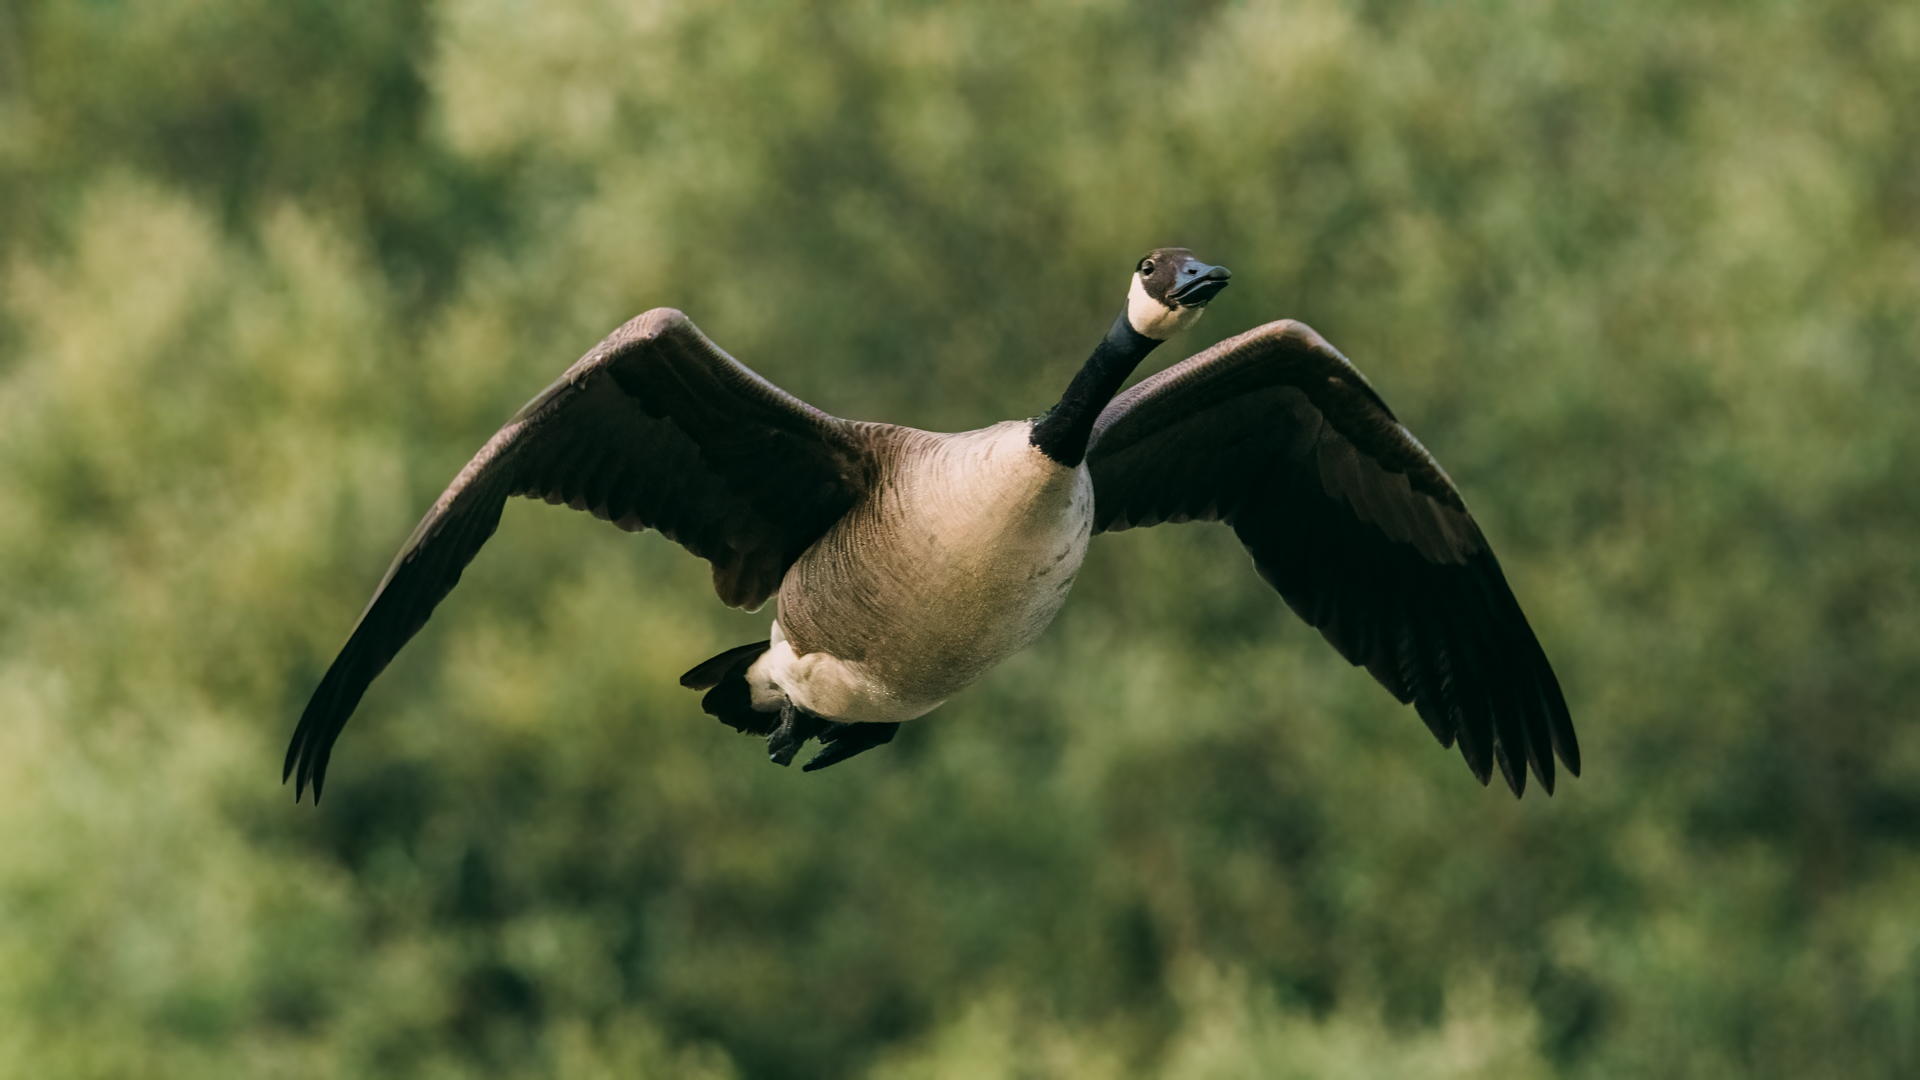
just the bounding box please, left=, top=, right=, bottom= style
left=748, top=424, right=1091, bottom=723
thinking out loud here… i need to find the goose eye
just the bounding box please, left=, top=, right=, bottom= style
left=1139, top=260, right=1155, bottom=276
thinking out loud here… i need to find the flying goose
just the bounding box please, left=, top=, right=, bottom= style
left=286, top=248, right=1577, bottom=802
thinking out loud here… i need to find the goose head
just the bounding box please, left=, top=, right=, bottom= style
left=1126, top=247, right=1232, bottom=340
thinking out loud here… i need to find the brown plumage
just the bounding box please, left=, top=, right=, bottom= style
left=286, top=250, right=1576, bottom=802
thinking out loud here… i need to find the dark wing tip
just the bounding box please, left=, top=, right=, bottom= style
left=1430, top=555, right=1576, bottom=801
left=284, top=657, right=363, bottom=804
left=281, top=729, right=315, bottom=802
left=1547, top=679, right=1581, bottom=779
left=284, top=722, right=326, bottom=805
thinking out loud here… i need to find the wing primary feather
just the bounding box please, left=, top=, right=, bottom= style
left=1403, top=623, right=1454, bottom=749
left=1480, top=557, right=1579, bottom=777
left=1453, top=570, right=1527, bottom=796
left=1422, top=596, right=1491, bottom=786
left=1471, top=562, right=1558, bottom=794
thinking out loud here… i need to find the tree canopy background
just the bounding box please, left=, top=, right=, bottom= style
left=2, top=1, right=1917, bottom=1076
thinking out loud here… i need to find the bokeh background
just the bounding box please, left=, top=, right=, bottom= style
left=3, top=1, right=1917, bottom=1076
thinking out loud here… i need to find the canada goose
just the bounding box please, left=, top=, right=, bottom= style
left=286, top=248, right=1577, bottom=802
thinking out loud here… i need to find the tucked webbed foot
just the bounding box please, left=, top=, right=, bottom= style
left=802, top=721, right=901, bottom=772
left=766, top=702, right=832, bottom=767
left=695, top=662, right=898, bottom=770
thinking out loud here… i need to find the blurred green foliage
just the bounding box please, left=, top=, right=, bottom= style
left=3, top=0, right=1918, bottom=1076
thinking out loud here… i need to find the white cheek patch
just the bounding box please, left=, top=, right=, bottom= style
left=1126, top=274, right=1207, bottom=340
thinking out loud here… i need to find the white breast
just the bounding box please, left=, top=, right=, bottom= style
left=747, top=422, right=1093, bottom=722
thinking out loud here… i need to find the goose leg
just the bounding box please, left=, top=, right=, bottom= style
left=766, top=701, right=831, bottom=766
left=802, top=721, right=901, bottom=772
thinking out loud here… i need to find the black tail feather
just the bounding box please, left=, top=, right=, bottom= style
left=681, top=640, right=771, bottom=689
left=682, top=640, right=778, bottom=736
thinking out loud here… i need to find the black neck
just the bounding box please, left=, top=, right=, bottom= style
left=1029, top=313, right=1162, bottom=467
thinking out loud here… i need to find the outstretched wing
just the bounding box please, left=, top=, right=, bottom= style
left=286, top=308, right=874, bottom=801
left=1087, top=319, right=1576, bottom=797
